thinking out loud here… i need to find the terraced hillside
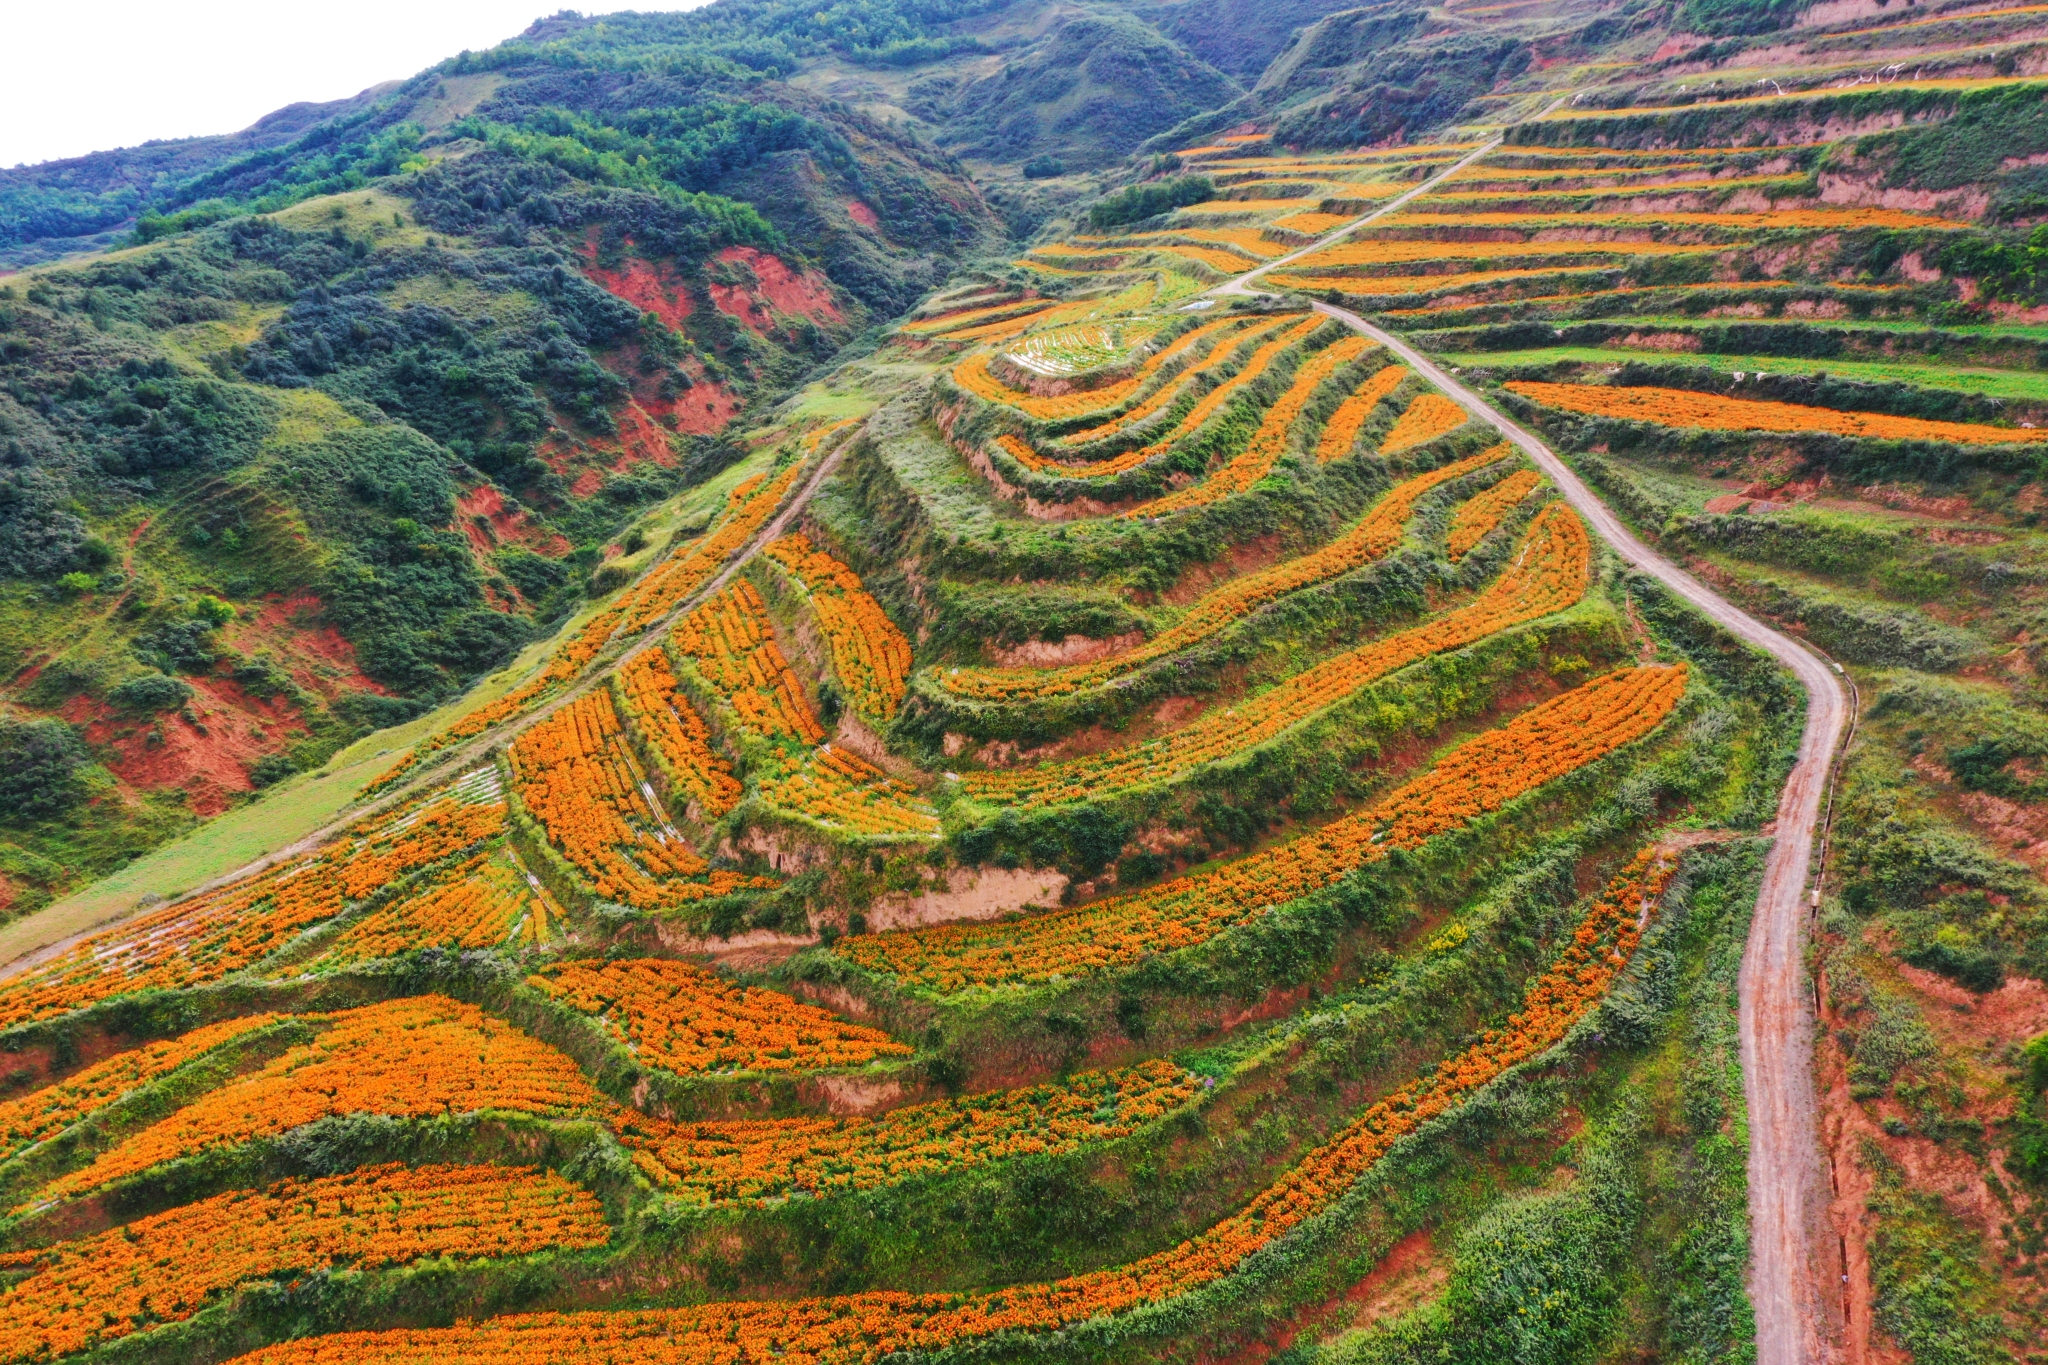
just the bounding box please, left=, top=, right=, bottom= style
left=8, top=1, right=2048, bottom=1364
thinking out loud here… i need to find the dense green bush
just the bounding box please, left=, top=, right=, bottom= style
left=1086, top=176, right=1216, bottom=230
left=109, top=673, right=196, bottom=712
left=0, top=716, right=91, bottom=821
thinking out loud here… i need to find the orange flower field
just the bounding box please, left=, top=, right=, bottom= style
left=528, top=957, right=911, bottom=1075
left=849, top=662, right=1686, bottom=990
left=1315, top=364, right=1409, bottom=463
left=1019, top=316, right=1323, bottom=480
left=1125, top=335, right=1373, bottom=517
left=940, top=448, right=1509, bottom=701
left=614, top=460, right=810, bottom=637
left=671, top=581, right=827, bottom=745
left=0, top=1014, right=280, bottom=1165
left=901, top=297, right=1050, bottom=335
left=35, top=996, right=608, bottom=1204
left=755, top=744, right=942, bottom=839
left=1447, top=468, right=1543, bottom=560
left=1055, top=313, right=1301, bottom=448
left=1380, top=392, right=1469, bottom=453
left=219, top=851, right=1674, bottom=1365
left=619, top=1059, right=1199, bottom=1203
left=308, top=851, right=539, bottom=967
left=511, top=691, right=770, bottom=911
left=0, top=794, right=503, bottom=1030
left=763, top=534, right=912, bottom=718
left=414, top=458, right=810, bottom=762
left=965, top=502, right=1589, bottom=806
left=1504, top=380, right=2048, bottom=446
left=615, top=648, right=744, bottom=818
left=948, top=315, right=1252, bottom=422
left=4, top=30, right=1996, bottom=1363
left=0, top=1163, right=607, bottom=1362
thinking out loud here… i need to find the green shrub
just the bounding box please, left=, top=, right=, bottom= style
left=1086, top=176, right=1215, bottom=230
left=0, top=717, right=90, bottom=822
left=110, top=673, right=196, bottom=713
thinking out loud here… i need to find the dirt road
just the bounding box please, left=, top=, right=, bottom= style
left=1308, top=302, right=1851, bottom=1365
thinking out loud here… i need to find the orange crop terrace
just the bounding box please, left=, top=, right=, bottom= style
left=852, top=662, right=1684, bottom=990
left=220, top=850, right=1676, bottom=1365
left=1506, top=381, right=2048, bottom=445
left=940, top=448, right=1509, bottom=701
left=966, top=501, right=1587, bottom=807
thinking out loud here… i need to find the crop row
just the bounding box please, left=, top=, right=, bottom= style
left=1447, top=468, right=1543, bottom=560
left=217, top=849, right=1676, bottom=1365
left=939, top=447, right=1511, bottom=701
left=1314, top=363, right=1409, bottom=463
left=1055, top=313, right=1302, bottom=448
left=510, top=691, right=771, bottom=911
left=671, top=582, right=825, bottom=745
left=0, top=1014, right=281, bottom=1166
left=528, top=957, right=910, bottom=1076
left=0, top=795, right=505, bottom=1030
left=620, top=1058, right=1199, bottom=1204
left=1019, top=316, right=1324, bottom=480
left=965, top=501, right=1588, bottom=807
left=949, top=314, right=1251, bottom=422
left=1126, top=335, right=1374, bottom=518
left=754, top=745, right=943, bottom=839
left=304, top=851, right=541, bottom=969
left=763, top=534, right=912, bottom=719
left=845, top=663, right=1687, bottom=991
left=33, top=996, right=609, bottom=1207
left=615, top=649, right=743, bottom=819
left=1504, top=380, right=2048, bottom=446
left=414, top=457, right=810, bottom=761
left=1380, top=392, right=1470, bottom=453
left=0, top=1163, right=605, bottom=1363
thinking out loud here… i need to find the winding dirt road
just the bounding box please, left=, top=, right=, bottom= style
left=1304, top=302, right=1851, bottom=1365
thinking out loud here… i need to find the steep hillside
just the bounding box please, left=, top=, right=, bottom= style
left=9, top=3, right=2048, bottom=1365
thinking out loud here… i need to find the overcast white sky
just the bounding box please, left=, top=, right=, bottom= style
left=0, top=2, right=675, bottom=169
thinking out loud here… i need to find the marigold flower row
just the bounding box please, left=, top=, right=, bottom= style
left=34, top=996, right=609, bottom=1206
left=950, top=321, right=1236, bottom=427
left=0, top=1013, right=281, bottom=1166
left=615, top=648, right=743, bottom=818
left=1054, top=313, right=1301, bottom=447
left=1124, top=336, right=1374, bottom=517
left=0, top=1162, right=606, bottom=1363
left=755, top=745, right=943, bottom=839
left=511, top=691, right=768, bottom=911
left=1016, top=316, right=1322, bottom=480
left=1314, top=364, right=1409, bottom=463
left=529, top=957, right=911, bottom=1077
left=621, top=1058, right=1198, bottom=1204
left=1505, top=380, right=2048, bottom=446
left=1380, top=392, right=1470, bottom=453
left=416, top=459, right=810, bottom=759
left=0, top=794, right=504, bottom=1029
left=305, top=851, right=539, bottom=968
left=764, top=534, right=913, bottom=718
left=1447, top=468, right=1542, bottom=560
left=671, top=581, right=826, bottom=745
